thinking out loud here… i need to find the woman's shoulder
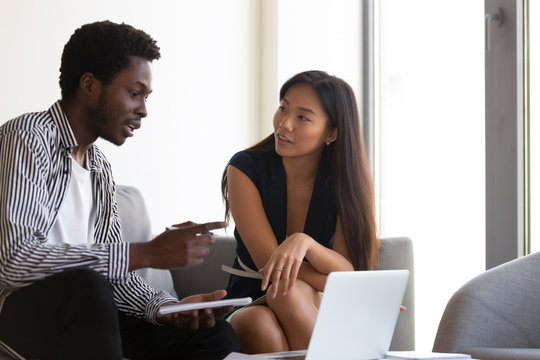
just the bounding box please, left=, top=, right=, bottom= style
left=229, top=149, right=278, bottom=169
left=229, top=150, right=254, bottom=164
left=228, top=150, right=281, bottom=186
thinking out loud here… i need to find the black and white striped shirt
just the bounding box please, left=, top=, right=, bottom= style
left=0, top=101, right=176, bottom=323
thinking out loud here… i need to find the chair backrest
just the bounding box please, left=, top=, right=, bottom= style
left=433, top=251, right=540, bottom=353
left=170, top=235, right=236, bottom=298
left=116, top=185, right=152, bottom=244
left=116, top=185, right=178, bottom=298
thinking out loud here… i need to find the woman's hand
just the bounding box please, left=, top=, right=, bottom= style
left=259, top=232, right=314, bottom=298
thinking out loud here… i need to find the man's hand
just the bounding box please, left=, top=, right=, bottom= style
left=156, top=290, right=233, bottom=330
left=129, top=221, right=226, bottom=271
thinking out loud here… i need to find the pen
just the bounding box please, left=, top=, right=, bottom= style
left=166, top=226, right=215, bottom=236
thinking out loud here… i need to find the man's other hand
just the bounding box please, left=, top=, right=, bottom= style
left=156, top=290, right=233, bottom=330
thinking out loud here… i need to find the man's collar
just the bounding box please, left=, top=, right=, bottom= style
left=48, top=101, right=102, bottom=173
left=48, top=101, right=78, bottom=151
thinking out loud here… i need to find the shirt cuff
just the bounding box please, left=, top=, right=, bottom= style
left=108, top=242, right=129, bottom=283
left=146, top=291, right=178, bottom=325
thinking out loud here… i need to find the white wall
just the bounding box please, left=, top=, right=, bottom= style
left=276, top=0, right=361, bottom=94
left=0, top=0, right=257, bottom=234
left=1, top=0, right=362, bottom=236
left=267, top=0, right=362, bottom=136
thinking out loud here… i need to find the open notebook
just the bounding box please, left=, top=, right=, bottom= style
left=227, top=269, right=409, bottom=360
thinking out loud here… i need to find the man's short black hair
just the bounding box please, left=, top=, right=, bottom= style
left=59, top=20, right=161, bottom=101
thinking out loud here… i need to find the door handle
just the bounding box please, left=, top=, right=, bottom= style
left=485, top=8, right=504, bottom=52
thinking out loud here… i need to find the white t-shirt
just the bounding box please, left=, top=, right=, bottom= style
left=48, top=155, right=96, bottom=246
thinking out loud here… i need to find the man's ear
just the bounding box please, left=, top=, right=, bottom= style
left=80, top=72, right=100, bottom=96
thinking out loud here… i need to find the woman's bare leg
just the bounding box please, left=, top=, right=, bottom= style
left=228, top=305, right=289, bottom=354
left=266, top=279, right=321, bottom=350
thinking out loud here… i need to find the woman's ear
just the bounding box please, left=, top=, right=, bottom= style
left=326, top=128, right=338, bottom=145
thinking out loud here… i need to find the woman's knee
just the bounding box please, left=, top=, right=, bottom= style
left=229, top=306, right=288, bottom=353
left=230, top=306, right=273, bottom=334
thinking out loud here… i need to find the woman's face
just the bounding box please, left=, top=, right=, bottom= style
left=273, top=84, right=337, bottom=159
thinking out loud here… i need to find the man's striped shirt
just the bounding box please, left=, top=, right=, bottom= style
left=0, top=101, right=176, bottom=324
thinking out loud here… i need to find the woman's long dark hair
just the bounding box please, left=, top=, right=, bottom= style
left=221, top=70, right=379, bottom=270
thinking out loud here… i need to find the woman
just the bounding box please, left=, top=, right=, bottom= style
left=221, top=70, right=379, bottom=353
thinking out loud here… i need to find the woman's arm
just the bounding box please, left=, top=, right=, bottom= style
left=304, top=217, right=353, bottom=274
left=227, top=165, right=281, bottom=269
left=261, top=219, right=353, bottom=297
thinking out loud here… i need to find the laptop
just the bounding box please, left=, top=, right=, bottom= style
left=250, top=270, right=410, bottom=360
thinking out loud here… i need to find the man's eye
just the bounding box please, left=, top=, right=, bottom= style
left=278, top=106, right=286, bottom=112
left=129, top=90, right=139, bottom=97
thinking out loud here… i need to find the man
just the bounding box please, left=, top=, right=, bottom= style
left=0, top=21, right=239, bottom=360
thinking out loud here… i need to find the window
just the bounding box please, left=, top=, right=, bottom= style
left=376, top=0, right=485, bottom=349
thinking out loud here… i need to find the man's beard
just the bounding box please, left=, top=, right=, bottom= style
left=89, top=93, right=125, bottom=146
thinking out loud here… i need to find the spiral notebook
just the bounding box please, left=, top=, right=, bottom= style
left=385, top=351, right=471, bottom=359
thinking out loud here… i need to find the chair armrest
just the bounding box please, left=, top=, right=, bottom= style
left=377, top=237, right=415, bottom=351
